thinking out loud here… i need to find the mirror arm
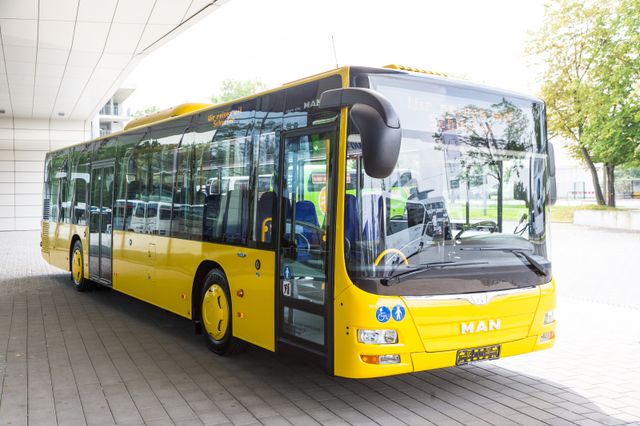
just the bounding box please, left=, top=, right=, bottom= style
left=319, top=88, right=400, bottom=129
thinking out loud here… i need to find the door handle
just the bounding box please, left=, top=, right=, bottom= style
left=237, top=252, right=247, bottom=258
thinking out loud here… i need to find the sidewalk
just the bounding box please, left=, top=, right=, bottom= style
left=0, top=230, right=639, bottom=425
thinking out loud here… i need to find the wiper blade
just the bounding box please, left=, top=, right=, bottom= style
left=381, top=261, right=488, bottom=286
left=460, top=246, right=547, bottom=276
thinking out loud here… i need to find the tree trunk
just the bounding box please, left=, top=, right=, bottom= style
left=605, top=164, right=616, bottom=207
left=497, top=160, right=503, bottom=232
left=580, top=147, right=606, bottom=205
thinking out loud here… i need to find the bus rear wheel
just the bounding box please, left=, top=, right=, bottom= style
left=71, top=240, right=91, bottom=292
left=200, top=269, right=246, bottom=355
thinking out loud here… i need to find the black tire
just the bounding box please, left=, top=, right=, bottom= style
left=70, top=240, right=91, bottom=292
left=200, top=269, right=247, bottom=355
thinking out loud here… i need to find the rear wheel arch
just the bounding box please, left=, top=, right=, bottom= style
left=191, top=260, right=224, bottom=321
left=69, top=234, right=82, bottom=272
left=70, top=238, right=91, bottom=291
left=199, top=267, right=247, bottom=355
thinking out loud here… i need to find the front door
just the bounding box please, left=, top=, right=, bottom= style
left=89, top=163, right=115, bottom=285
left=277, top=127, right=335, bottom=360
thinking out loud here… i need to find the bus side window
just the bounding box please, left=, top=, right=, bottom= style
left=251, top=125, right=280, bottom=244
left=50, top=154, right=67, bottom=223
left=175, top=120, right=216, bottom=242
left=61, top=156, right=72, bottom=224
left=71, top=144, right=90, bottom=226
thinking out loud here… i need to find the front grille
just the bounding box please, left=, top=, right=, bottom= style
left=41, top=221, right=50, bottom=253
left=42, top=198, right=50, bottom=220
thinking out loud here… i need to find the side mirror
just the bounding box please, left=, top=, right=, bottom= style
left=548, top=142, right=557, bottom=205
left=319, top=88, right=401, bottom=178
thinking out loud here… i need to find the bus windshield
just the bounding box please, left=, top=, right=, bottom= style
left=344, top=74, right=551, bottom=296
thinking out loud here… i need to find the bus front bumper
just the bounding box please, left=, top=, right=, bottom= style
left=338, top=331, right=555, bottom=379
left=411, top=333, right=554, bottom=372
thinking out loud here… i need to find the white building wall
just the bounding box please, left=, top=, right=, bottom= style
left=0, top=118, right=90, bottom=231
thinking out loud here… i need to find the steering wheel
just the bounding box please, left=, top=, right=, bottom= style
left=374, top=248, right=409, bottom=267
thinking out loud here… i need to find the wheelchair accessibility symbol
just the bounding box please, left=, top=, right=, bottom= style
left=375, top=306, right=391, bottom=323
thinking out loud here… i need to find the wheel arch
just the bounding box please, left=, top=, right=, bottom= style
left=191, top=260, right=226, bottom=321
left=69, top=234, right=82, bottom=272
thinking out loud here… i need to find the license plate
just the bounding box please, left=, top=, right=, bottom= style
left=456, top=344, right=501, bottom=365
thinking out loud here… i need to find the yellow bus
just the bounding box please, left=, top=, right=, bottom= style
left=41, top=65, right=557, bottom=378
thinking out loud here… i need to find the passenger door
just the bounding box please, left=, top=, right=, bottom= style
left=89, top=163, right=115, bottom=285
left=277, top=127, right=335, bottom=361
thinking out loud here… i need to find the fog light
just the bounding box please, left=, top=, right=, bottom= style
left=360, top=354, right=401, bottom=364
left=357, top=329, right=398, bottom=344
left=544, top=310, right=555, bottom=325
left=540, top=330, right=555, bottom=343
left=379, top=354, right=401, bottom=364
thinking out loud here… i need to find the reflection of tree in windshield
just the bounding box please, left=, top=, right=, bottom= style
left=433, top=99, right=533, bottom=232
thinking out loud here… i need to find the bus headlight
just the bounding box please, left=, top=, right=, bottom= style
left=358, top=329, right=398, bottom=344
left=544, top=310, right=555, bottom=325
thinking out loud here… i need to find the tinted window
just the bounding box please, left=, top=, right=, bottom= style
left=125, top=123, right=184, bottom=235
left=283, top=75, right=341, bottom=130
left=251, top=92, right=284, bottom=244
left=71, top=143, right=91, bottom=225
left=50, top=152, right=69, bottom=223
left=114, top=132, right=146, bottom=231
left=173, top=103, right=254, bottom=243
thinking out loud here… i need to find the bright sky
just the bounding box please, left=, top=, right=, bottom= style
left=124, top=0, right=546, bottom=113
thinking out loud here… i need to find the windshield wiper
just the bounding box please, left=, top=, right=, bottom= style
left=381, top=260, right=488, bottom=286
left=460, top=247, right=547, bottom=276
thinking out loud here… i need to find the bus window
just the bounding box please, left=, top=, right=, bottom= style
left=252, top=130, right=279, bottom=244
left=71, top=144, right=91, bottom=226
left=50, top=153, right=68, bottom=223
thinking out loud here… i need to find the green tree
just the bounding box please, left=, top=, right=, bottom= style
left=585, top=0, right=640, bottom=206
left=529, top=0, right=640, bottom=207
left=210, top=79, right=267, bottom=104
left=528, top=0, right=612, bottom=205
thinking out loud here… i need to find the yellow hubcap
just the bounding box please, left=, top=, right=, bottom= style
left=202, top=284, right=229, bottom=341
left=72, top=249, right=83, bottom=284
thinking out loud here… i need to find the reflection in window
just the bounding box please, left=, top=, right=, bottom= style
left=124, top=125, right=181, bottom=235
left=71, top=145, right=91, bottom=226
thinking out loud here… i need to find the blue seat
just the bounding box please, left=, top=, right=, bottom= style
left=294, top=200, right=320, bottom=261
left=295, top=200, right=319, bottom=227
left=344, top=194, right=359, bottom=257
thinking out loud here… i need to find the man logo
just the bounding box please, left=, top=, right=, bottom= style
left=461, top=319, right=501, bottom=334
left=303, top=98, right=321, bottom=109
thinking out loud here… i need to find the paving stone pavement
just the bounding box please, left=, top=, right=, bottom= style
left=0, top=229, right=639, bottom=426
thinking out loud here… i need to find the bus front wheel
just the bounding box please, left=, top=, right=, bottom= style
left=200, top=269, right=246, bottom=355
left=71, top=240, right=91, bottom=292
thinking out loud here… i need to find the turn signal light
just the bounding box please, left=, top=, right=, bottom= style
left=544, top=310, right=555, bottom=325
left=540, top=330, right=555, bottom=343
left=360, top=354, right=401, bottom=365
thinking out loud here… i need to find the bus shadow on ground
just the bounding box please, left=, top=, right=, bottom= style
left=5, top=273, right=632, bottom=426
